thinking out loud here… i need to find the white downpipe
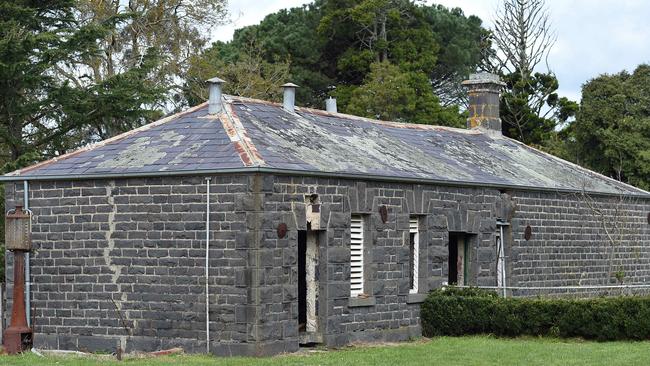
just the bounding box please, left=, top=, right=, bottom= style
left=499, top=225, right=506, bottom=298
left=204, top=177, right=211, bottom=353
left=24, top=180, right=31, bottom=326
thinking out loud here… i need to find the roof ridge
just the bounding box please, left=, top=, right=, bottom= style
left=225, top=94, right=481, bottom=134
left=221, top=100, right=265, bottom=167
left=7, top=102, right=209, bottom=177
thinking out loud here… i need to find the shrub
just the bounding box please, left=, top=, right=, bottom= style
left=421, top=287, right=650, bottom=341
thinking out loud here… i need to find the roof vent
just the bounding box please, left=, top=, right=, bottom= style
left=461, top=73, right=505, bottom=135
left=207, top=76, right=226, bottom=114
left=326, top=97, right=337, bottom=113
left=282, top=83, right=299, bottom=113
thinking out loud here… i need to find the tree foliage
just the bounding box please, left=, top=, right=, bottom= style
left=0, top=0, right=105, bottom=163
left=186, top=0, right=485, bottom=126
left=346, top=61, right=463, bottom=126
left=568, top=65, right=650, bottom=189
left=226, top=2, right=330, bottom=107
left=184, top=43, right=291, bottom=105
left=499, top=71, right=577, bottom=145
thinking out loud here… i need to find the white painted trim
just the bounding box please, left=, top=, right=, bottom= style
left=350, top=216, right=364, bottom=297
left=409, top=218, right=419, bottom=294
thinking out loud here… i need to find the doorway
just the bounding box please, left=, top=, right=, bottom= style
left=448, top=232, right=471, bottom=286
left=298, top=230, right=320, bottom=343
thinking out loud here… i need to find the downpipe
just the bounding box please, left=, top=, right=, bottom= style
left=500, top=224, right=506, bottom=298
left=204, top=177, right=211, bottom=353
left=24, top=181, right=31, bottom=327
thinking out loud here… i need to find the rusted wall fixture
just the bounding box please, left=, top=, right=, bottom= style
left=3, top=205, right=33, bottom=354
left=277, top=223, right=288, bottom=238
left=524, top=225, right=532, bottom=241
left=379, top=205, right=388, bottom=224
left=5, top=205, right=31, bottom=251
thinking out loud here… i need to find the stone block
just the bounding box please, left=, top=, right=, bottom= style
left=328, top=247, right=349, bottom=263
left=77, top=335, right=119, bottom=353
left=327, top=282, right=350, bottom=300
left=33, top=333, right=58, bottom=349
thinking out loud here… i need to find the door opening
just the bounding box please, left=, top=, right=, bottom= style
left=298, top=230, right=307, bottom=332
left=298, top=230, right=321, bottom=344
left=448, top=233, right=470, bottom=286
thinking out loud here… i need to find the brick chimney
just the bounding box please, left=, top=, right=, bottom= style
left=462, top=73, right=506, bottom=135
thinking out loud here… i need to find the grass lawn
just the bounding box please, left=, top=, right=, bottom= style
left=1, top=336, right=650, bottom=366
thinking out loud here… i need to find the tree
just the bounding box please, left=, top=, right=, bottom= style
left=183, top=42, right=291, bottom=105
left=570, top=65, right=650, bottom=189
left=320, top=0, right=414, bottom=65
left=0, top=0, right=107, bottom=164
left=319, top=0, right=450, bottom=87
left=228, top=1, right=331, bottom=107
left=486, top=0, right=577, bottom=145
left=321, top=1, right=473, bottom=124
left=490, top=0, right=555, bottom=76
left=67, top=0, right=228, bottom=137
left=188, top=1, right=485, bottom=126
left=346, top=61, right=463, bottom=126
left=424, top=6, right=487, bottom=107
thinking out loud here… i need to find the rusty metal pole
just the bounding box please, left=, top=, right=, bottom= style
left=3, top=206, right=33, bottom=354
left=3, top=251, right=32, bottom=354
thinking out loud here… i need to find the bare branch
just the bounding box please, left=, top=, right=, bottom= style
left=573, top=184, right=640, bottom=286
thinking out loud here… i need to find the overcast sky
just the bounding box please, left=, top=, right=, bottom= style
left=212, top=0, right=650, bottom=102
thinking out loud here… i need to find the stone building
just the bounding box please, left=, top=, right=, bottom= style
left=2, top=74, right=650, bottom=356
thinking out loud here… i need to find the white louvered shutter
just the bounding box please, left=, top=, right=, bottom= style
left=409, top=218, right=419, bottom=294
left=350, top=215, right=364, bottom=297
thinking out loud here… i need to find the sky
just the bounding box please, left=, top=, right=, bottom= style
left=212, top=0, right=650, bottom=102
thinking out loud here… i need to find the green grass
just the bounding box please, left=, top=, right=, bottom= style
left=2, top=336, right=650, bottom=365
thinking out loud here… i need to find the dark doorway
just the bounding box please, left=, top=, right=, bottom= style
left=298, top=230, right=307, bottom=332
left=448, top=234, right=458, bottom=285
left=448, top=232, right=471, bottom=286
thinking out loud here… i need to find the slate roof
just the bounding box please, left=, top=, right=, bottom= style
left=4, top=95, right=648, bottom=197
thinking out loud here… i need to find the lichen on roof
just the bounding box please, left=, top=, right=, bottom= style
left=4, top=95, right=648, bottom=197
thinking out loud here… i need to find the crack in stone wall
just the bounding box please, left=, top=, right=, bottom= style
left=103, top=180, right=128, bottom=349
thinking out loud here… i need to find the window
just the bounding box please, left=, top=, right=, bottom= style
left=350, top=215, right=364, bottom=297
left=409, top=217, right=419, bottom=294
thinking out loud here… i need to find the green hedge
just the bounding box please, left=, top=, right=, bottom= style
left=421, top=287, right=650, bottom=341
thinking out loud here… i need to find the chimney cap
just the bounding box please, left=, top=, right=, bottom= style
left=207, top=76, right=226, bottom=84
left=462, top=72, right=505, bottom=87
left=281, top=82, right=300, bottom=88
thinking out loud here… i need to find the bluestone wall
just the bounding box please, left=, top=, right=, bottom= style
left=3, top=173, right=650, bottom=355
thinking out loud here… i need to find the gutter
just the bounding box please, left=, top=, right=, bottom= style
left=0, top=167, right=648, bottom=199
